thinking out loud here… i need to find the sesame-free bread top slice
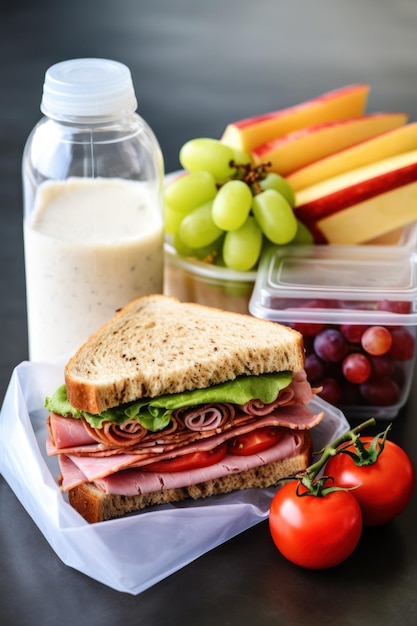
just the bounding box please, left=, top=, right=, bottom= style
left=64, top=295, right=305, bottom=414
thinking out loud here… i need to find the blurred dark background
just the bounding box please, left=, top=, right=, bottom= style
left=1, top=0, right=417, bottom=397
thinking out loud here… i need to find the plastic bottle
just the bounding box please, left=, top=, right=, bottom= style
left=22, top=58, right=164, bottom=361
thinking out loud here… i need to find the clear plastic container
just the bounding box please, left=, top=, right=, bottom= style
left=22, top=58, right=164, bottom=361
left=164, top=240, right=256, bottom=314
left=250, top=228, right=417, bottom=419
left=162, top=170, right=256, bottom=314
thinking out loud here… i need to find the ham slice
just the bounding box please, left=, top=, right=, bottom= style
left=48, top=412, right=95, bottom=448
left=176, top=402, right=232, bottom=431
left=82, top=419, right=147, bottom=447
left=50, top=370, right=323, bottom=494
left=59, top=429, right=305, bottom=493
left=48, top=372, right=319, bottom=457
left=59, top=454, right=89, bottom=490
left=240, top=370, right=314, bottom=415
left=58, top=406, right=322, bottom=488
left=96, top=431, right=304, bottom=496
left=47, top=403, right=322, bottom=459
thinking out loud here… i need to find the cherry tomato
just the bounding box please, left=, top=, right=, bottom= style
left=325, top=436, right=415, bottom=526
left=269, top=481, right=362, bottom=569
left=143, top=443, right=227, bottom=473
left=227, top=426, right=284, bottom=456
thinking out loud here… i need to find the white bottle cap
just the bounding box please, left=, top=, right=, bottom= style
left=40, top=58, right=138, bottom=120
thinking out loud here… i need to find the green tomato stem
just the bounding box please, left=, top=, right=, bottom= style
left=303, top=417, right=377, bottom=482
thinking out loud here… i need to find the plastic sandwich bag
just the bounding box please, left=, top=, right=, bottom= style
left=0, top=357, right=350, bottom=595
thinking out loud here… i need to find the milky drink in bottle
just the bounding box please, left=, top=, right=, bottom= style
left=22, top=58, right=164, bottom=361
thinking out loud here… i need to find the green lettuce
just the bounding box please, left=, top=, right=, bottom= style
left=45, top=371, right=293, bottom=432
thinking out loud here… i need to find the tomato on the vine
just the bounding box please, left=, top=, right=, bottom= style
left=324, top=436, right=415, bottom=526
left=269, top=480, right=363, bottom=569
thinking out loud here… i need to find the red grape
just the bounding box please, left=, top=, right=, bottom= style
left=304, top=353, right=326, bottom=383
left=340, top=324, right=368, bottom=343
left=318, top=377, right=342, bottom=405
left=291, top=300, right=331, bottom=337
left=342, top=353, right=371, bottom=384
left=360, top=378, right=400, bottom=406
left=389, top=328, right=415, bottom=361
left=292, top=321, right=325, bottom=337
left=340, top=381, right=363, bottom=405
left=314, top=329, right=349, bottom=362
left=376, top=300, right=412, bottom=314
left=368, top=354, right=394, bottom=379
left=392, top=363, right=406, bottom=388
left=303, top=299, right=333, bottom=309
left=294, top=296, right=412, bottom=411
left=361, top=326, right=392, bottom=356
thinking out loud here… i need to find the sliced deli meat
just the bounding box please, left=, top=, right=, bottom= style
left=47, top=403, right=322, bottom=459
left=48, top=367, right=323, bottom=504
left=48, top=412, right=95, bottom=448
left=60, top=428, right=306, bottom=494
left=55, top=404, right=323, bottom=490
left=47, top=371, right=318, bottom=455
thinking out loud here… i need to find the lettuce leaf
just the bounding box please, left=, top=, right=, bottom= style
left=45, top=371, right=293, bottom=432
left=45, top=385, right=83, bottom=419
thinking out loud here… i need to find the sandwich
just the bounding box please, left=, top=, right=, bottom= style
left=45, top=294, right=324, bottom=523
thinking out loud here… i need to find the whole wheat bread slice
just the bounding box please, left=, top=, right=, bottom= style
left=65, top=295, right=305, bottom=414
left=68, top=430, right=312, bottom=523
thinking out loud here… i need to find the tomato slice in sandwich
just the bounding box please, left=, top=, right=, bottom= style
left=227, top=426, right=284, bottom=456
left=142, top=442, right=227, bottom=473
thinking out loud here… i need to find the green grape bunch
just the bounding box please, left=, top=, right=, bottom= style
left=164, top=137, right=312, bottom=272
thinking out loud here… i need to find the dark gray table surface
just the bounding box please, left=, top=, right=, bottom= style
left=1, top=1, right=417, bottom=624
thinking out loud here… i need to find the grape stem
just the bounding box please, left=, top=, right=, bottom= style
left=223, top=160, right=271, bottom=194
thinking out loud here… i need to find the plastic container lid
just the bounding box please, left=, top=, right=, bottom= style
left=40, top=58, right=138, bottom=120
left=249, top=227, right=417, bottom=327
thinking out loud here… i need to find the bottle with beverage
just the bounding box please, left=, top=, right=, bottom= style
left=22, top=58, right=164, bottom=361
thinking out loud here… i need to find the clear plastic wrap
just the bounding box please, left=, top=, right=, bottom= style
left=0, top=357, right=350, bottom=595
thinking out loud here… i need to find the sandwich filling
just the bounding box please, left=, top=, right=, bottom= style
left=46, top=370, right=323, bottom=497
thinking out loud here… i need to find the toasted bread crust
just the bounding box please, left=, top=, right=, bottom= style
left=68, top=431, right=312, bottom=523
left=64, top=295, right=305, bottom=414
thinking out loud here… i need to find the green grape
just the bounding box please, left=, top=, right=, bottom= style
left=164, top=171, right=217, bottom=215
left=179, top=138, right=236, bottom=182
left=258, top=172, right=295, bottom=207
left=223, top=216, right=263, bottom=271
left=212, top=180, right=252, bottom=231
left=192, top=235, right=224, bottom=261
left=173, top=231, right=224, bottom=262
left=292, top=219, right=314, bottom=245
left=231, top=147, right=252, bottom=166
left=179, top=201, right=224, bottom=248
left=252, top=189, right=298, bottom=245
left=164, top=202, right=183, bottom=234
left=173, top=231, right=195, bottom=257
